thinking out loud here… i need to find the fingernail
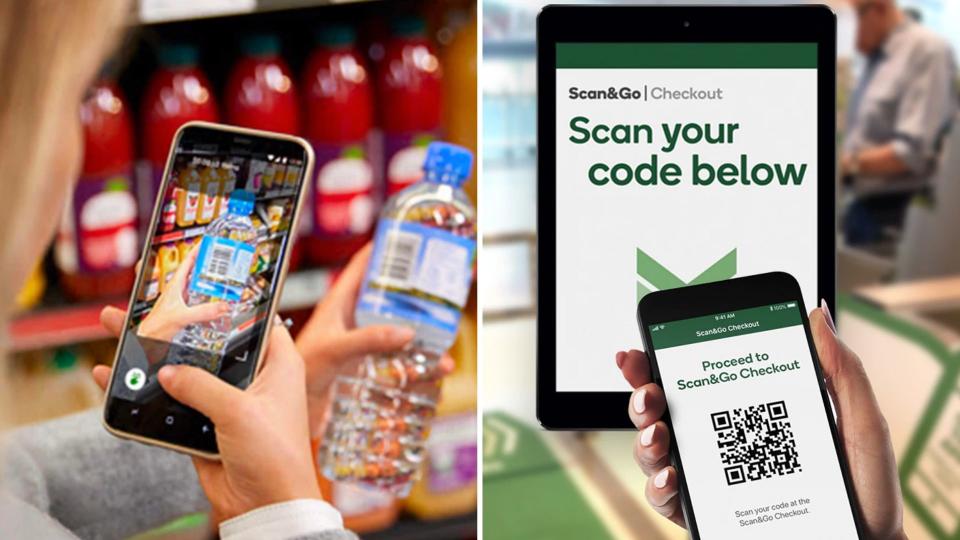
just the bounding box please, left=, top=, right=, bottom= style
left=820, top=298, right=837, bottom=334
left=640, top=424, right=656, bottom=446
left=633, top=389, right=647, bottom=414
left=615, top=351, right=626, bottom=369
left=654, top=468, right=669, bottom=488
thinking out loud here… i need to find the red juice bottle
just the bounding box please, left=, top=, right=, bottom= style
left=225, top=34, right=304, bottom=268
left=225, top=34, right=298, bottom=134
left=301, top=24, right=376, bottom=265
left=378, top=16, right=443, bottom=196
left=140, top=44, right=218, bottom=235
left=55, top=78, right=139, bottom=300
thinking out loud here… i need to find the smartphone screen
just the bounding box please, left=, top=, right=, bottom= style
left=648, top=300, right=859, bottom=539
left=104, top=124, right=309, bottom=454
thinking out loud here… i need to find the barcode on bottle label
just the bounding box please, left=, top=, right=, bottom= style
left=191, top=236, right=255, bottom=301
left=207, top=244, right=234, bottom=280
left=376, top=231, right=422, bottom=288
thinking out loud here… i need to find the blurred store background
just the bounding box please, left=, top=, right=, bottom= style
left=9, top=0, right=477, bottom=538
left=481, top=0, right=960, bottom=539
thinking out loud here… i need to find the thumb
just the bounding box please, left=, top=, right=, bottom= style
left=170, top=243, right=201, bottom=293
left=157, top=364, right=244, bottom=424
left=809, top=307, right=904, bottom=536
left=809, top=308, right=883, bottom=423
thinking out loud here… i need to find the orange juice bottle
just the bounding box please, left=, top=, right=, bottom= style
left=175, top=167, right=201, bottom=227
left=177, top=237, right=196, bottom=261
left=140, top=249, right=160, bottom=301
left=157, top=244, right=180, bottom=293
left=196, top=166, right=221, bottom=225
left=216, top=167, right=237, bottom=217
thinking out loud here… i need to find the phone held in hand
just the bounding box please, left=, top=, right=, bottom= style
left=636, top=272, right=864, bottom=540
left=102, top=122, right=313, bottom=458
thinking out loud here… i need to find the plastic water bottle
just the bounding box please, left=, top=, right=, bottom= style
left=174, top=189, right=257, bottom=364
left=321, top=142, right=476, bottom=495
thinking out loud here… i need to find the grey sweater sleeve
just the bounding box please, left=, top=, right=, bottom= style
left=2, top=408, right=209, bottom=540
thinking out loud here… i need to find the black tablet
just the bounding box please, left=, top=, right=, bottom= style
left=537, top=5, right=836, bottom=429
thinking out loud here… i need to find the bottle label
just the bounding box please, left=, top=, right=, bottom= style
left=426, top=413, right=478, bottom=493
left=198, top=179, right=220, bottom=222
left=358, top=219, right=475, bottom=335
left=189, top=236, right=255, bottom=301
left=383, top=132, right=437, bottom=196
left=309, top=141, right=375, bottom=237
left=55, top=173, right=139, bottom=274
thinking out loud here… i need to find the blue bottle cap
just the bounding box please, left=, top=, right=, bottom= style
left=227, top=189, right=256, bottom=215
left=422, top=142, right=473, bottom=188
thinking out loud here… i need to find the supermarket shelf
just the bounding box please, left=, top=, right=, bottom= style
left=8, top=268, right=333, bottom=353
left=8, top=301, right=129, bottom=353
left=366, top=512, right=477, bottom=540
left=154, top=224, right=207, bottom=245
left=138, top=0, right=374, bottom=25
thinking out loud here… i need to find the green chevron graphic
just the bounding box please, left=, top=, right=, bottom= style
left=636, top=247, right=738, bottom=303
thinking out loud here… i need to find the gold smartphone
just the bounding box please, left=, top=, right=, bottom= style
left=102, top=121, right=314, bottom=458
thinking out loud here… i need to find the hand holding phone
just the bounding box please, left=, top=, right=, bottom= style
left=96, top=323, right=322, bottom=523
left=628, top=273, right=904, bottom=539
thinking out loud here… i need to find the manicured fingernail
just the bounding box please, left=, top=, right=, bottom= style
left=820, top=298, right=837, bottom=334
left=640, top=424, right=656, bottom=446
left=654, top=468, right=669, bottom=488
left=616, top=351, right=626, bottom=369
left=633, top=389, right=647, bottom=413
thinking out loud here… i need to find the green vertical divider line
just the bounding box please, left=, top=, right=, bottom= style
left=483, top=413, right=614, bottom=540
left=839, top=296, right=960, bottom=539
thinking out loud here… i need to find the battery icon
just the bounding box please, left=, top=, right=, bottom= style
left=787, top=302, right=796, bottom=308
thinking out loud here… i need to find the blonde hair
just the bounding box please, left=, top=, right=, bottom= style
left=0, top=0, right=131, bottom=422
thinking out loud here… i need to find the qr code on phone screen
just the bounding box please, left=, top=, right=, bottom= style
left=712, top=401, right=801, bottom=485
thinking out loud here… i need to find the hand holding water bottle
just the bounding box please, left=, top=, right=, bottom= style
left=137, top=243, right=231, bottom=343
left=321, top=142, right=476, bottom=495
left=296, top=242, right=456, bottom=438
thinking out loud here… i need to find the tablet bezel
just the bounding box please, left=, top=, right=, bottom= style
left=536, top=5, right=837, bottom=430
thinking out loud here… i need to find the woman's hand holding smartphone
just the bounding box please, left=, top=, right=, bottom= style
left=94, top=321, right=320, bottom=522
left=94, top=244, right=454, bottom=521
left=618, top=305, right=906, bottom=540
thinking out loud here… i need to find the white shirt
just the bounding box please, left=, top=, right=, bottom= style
left=220, top=499, right=344, bottom=540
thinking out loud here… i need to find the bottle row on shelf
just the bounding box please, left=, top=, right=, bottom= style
left=44, top=13, right=461, bottom=305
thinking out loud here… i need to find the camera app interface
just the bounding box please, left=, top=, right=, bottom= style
left=651, top=302, right=858, bottom=539
left=107, top=129, right=306, bottom=443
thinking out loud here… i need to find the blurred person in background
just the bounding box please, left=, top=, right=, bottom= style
left=0, top=2, right=427, bottom=539
left=841, top=0, right=957, bottom=246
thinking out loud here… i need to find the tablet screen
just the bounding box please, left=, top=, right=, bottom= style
left=555, top=43, right=819, bottom=392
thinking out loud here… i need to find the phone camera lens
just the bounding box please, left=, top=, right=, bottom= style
left=683, top=21, right=690, bottom=28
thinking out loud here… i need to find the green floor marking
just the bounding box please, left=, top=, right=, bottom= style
left=483, top=413, right=613, bottom=539
left=840, top=296, right=960, bottom=539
